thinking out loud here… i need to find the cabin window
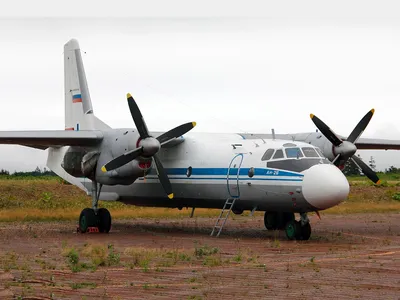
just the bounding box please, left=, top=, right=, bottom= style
left=261, top=149, right=275, bottom=161
left=285, top=147, right=303, bottom=158
left=248, top=167, right=255, bottom=178
left=302, top=147, right=319, bottom=158
left=272, top=149, right=284, bottom=159
left=186, top=166, right=192, bottom=177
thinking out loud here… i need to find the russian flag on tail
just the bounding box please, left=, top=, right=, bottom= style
left=72, top=94, right=82, bottom=103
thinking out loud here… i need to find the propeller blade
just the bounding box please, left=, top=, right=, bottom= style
left=153, top=153, right=173, bottom=199
left=127, top=93, right=150, bottom=138
left=351, top=155, right=381, bottom=184
left=101, top=147, right=143, bottom=172
left=310, top=114, right=343, bottom=146
left=156, top=122, right=197, bottom=145
left=331, top=154, right=341, bottom=165
left=346, top=109, right=375, bottom=143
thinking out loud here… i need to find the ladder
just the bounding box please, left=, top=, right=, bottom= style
left=210, top=197, right=237, bottom=237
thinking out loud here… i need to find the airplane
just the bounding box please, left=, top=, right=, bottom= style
left=0, top=39, right=356, bottom=241
left=240, top=110, right=400, bottom=184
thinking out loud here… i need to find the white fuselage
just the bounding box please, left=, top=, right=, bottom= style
left=81, top=132, right=350, bottom=213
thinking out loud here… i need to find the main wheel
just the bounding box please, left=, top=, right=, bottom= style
left=264, top=212, right=277, bottom=230
left=97, top=208, right=112, bottom=233
left=79, top=208, right=96, bottom=233
left=285, top=220, right=301, bottom=240
left=299, top=223, right=311, bottom=241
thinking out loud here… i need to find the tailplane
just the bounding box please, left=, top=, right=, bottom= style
left=64, top=39, right=110, bottom=131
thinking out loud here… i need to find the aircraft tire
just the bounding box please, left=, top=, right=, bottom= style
left=277, top=212, right=295, bottom=230
left=97, top=208, right=112, bottom=233
left=264, top=212, right=277, bottom=230
left=299, top=223, right=311, bottom=240
left=79, top=208, right=96, bottom=233
left=285, top=220, right=301, bottom=240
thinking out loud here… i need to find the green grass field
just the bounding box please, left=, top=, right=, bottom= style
left=0, top=175, right=399, bottom=222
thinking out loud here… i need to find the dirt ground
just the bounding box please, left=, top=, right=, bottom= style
left=0, top=213, right=399, bottom=300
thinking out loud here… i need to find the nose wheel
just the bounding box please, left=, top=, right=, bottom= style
left=284, top=213, right=311, bottom=240
left=264, top=211, right=311, bottom=240
left=78, top=181, right=112, bottom=233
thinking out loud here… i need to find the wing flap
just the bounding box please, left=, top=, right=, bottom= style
left=0, top=130, right=103, bottom=149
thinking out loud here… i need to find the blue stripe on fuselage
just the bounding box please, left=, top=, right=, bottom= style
left=148, top=167, right=303, bottom=178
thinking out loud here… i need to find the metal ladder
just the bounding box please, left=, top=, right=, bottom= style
left=210, top=197, right=237, bottom=237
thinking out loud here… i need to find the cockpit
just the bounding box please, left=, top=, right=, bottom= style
left=261, top=143, right=331, bottom=173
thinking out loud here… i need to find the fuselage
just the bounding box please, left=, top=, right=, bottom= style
left=80, top=132, right=350, bottom=213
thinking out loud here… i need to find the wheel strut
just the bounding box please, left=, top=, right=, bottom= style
left=91, top=181, right=103, bottom=213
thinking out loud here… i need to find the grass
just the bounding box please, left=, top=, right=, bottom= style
left=0, top=176, right=399, bottom=222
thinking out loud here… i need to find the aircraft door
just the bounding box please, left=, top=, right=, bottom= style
left=227, top=153, right=244, bottom=198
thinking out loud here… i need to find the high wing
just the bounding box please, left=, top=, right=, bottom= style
left=0, top=130, right=104, bottom=150
left=352, top=137, right=400, bottom=150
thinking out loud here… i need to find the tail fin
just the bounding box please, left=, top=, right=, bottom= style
left=64, top=39, right=110, bottom=131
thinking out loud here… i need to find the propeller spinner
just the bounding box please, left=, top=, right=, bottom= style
left=310, top=109, right=380, bottom=184
left=101, top=93, right=197, bottom=199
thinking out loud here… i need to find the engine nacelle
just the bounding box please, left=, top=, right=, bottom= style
left=62, top=147, right=100, bottom=180
left=62, top=147, right=87, bottom=177
left=321, top=139, right=336, bottom=161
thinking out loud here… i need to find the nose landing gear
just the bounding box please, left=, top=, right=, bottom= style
left=264, top=211, right=311, bottom=240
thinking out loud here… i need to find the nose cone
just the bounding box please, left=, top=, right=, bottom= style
left=302, top=164, right=349, bottom=210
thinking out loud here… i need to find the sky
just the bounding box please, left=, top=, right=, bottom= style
left=1, top=0, right=400, bottom=171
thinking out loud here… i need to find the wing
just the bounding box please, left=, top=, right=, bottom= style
left=0, top=130, right=103, bottom=150
left=353, top=137, right=400, bottom=150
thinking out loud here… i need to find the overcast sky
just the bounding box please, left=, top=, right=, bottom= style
left=1, top=1, right=400, bottom=171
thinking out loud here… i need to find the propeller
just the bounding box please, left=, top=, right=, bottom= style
left=310, top=109, right=381, bottom=184
left=101, top=93, right=197, bottom=198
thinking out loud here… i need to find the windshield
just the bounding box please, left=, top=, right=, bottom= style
left=302, top=147, right=319, bottom=158
left=285, top=147, right=303, bottom=158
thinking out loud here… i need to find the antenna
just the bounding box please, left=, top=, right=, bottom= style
left=271, top=128, right=276, bottom=140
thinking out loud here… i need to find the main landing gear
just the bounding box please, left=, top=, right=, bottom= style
left=264, top=211, right=311, bottom=241
left=78, top=182, right=112, bottom=233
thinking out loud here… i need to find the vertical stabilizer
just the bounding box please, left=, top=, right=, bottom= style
left=64, top=39, right=110, bottom=131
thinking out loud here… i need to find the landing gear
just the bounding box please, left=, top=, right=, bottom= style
left=78, top=181, right=112, bottom=233
left=97, top=208, right=112, bottom=233
left=264, top=212, right=294, bottom=230
left=264, top=211, right=312, bottom=241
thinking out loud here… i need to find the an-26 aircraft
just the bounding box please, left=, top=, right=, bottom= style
left=0, top=39, right=359, bottom=241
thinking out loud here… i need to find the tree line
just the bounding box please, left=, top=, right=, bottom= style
left=0, top=167, right=57, bottom=177
left=343, top=155, right=400, bottom=176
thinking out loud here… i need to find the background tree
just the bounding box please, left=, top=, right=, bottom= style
left=342, top=154, right=362, bottom=176
left=368, top=156, right=376, bottom=172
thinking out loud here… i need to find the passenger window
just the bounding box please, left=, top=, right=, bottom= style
left=273, top=149, right=284, bottom=159
left=285, top=147, right=303, bottom=158
left=302, top=147, right=319, bottom=157
left=261, top=149, right=275, bottom=161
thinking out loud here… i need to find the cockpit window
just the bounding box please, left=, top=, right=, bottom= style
left=315, top=147, right=324, bottom=157
left=261, top=149, right=275, bottom=161
left=285, top=147, right=303, bottom=158
left=273, top=149, right=284, bottom=159
left=302, top=147, right=319, bottom=158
